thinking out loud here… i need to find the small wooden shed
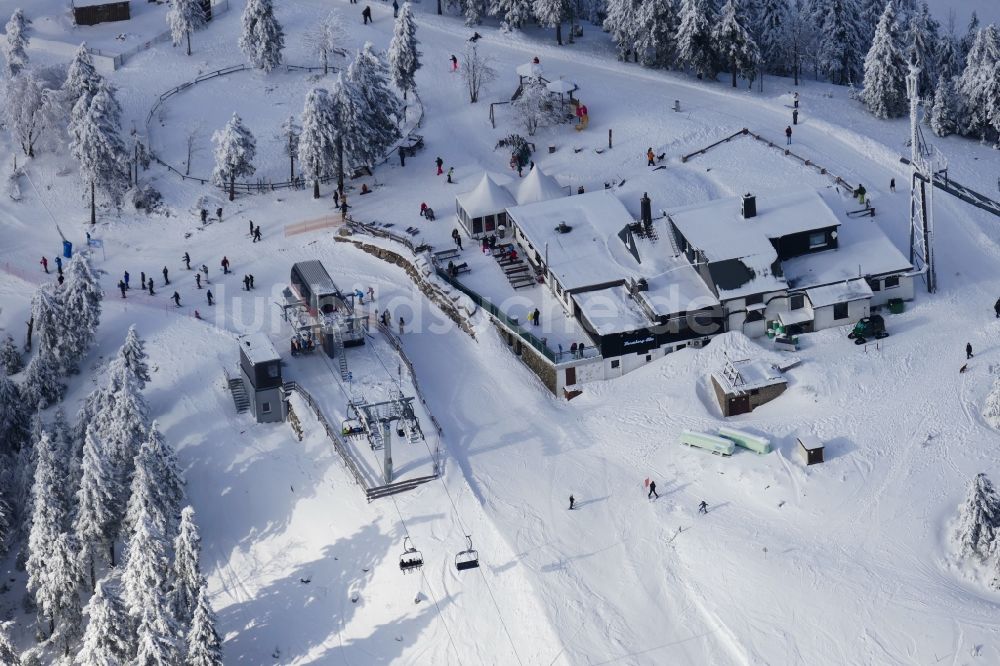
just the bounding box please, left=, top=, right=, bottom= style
left=797, top=435, right=824, bottom=465
left=73, top=0, right=131, bottom=26
left=711, top=358, right=787, bottom=417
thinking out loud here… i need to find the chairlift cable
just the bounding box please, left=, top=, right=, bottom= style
left=366, top=330, right=526, bottom=666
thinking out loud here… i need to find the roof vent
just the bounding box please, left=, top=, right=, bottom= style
left=555, top=222, right=572, bottom=234
left=742, top=193, right=756, bottom=219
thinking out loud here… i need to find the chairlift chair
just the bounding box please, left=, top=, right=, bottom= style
left=399, top=536, right=424, bottom=573
left=455, top=535, right=480, bottom=572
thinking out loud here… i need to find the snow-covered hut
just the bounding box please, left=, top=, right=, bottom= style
left=237, top=333, right=285, bottom=424
left=455, top=174, right=516, bottom=238
left=711, top=358, right=787, bottom=416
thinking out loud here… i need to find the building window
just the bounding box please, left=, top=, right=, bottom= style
left=868, top=278, right=881, bottom=291
left=472, top=217, right=483, bottom=235
left=790, top=294, right=805, bottom=310
left=267, top=364, right=279, bottom=378
left=808, top=232, right=827, bottom=249
left=645, top=354, right=652, bottom=362
left=611, top=359, right=620, bottom=369
left=884, top=276, right=900, bottom=289
left=484, top=214, right=496, bottom=232
left=497, top=211, right=507, bottom=226
left=833, top=302, right=849, bottom=320
left=261, top=401, right=272, bottom=414
left=746, top=293, right=763, bottom=306
left=745, top=310, right=765, bottom=323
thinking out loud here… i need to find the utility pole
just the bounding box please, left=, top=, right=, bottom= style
left=906, top=63, right=936, bottom=294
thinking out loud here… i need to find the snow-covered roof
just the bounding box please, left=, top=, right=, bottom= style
left=668, top=190, right=842, bottom=264
left=574, top=287, right=651, bottom=336
left=782, top=190, right=912, bottom=288
left=516, top=62, right=543, bottom=78
left=712, top=359, right=786, bottom=394
left=514, top=166, right=567, bottom=206
left=455, top=173, right=516, bottom=218
left=806, top=279, right=873, bottom=308
left=238, top=332, right=280, bottom=365
left=507, top=191, right=718, bottom=306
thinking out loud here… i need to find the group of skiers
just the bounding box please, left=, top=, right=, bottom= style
left=569, top=482, right=710, bottom=515
left=109, top=253, right=253, bottom=312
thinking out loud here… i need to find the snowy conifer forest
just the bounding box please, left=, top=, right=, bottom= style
left=0, top=0, right=1000, bottom=662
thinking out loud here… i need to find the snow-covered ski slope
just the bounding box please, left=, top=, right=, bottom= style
left=3, top=0, right=1000, bottom=663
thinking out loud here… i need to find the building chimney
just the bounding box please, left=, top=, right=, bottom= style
left=742, top=193, right=756, bottom=219
left=640, top=192, right=652, bottom=227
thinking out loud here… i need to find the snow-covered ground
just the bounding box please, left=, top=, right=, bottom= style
left=3, top=0, right=1000, bottom=663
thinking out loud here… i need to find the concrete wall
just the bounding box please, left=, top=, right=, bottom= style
left=252, top=386, right=285, bottom=423
left=812, top=298, right=870, bottom=331
left=869, top=274, right=915, bottom=308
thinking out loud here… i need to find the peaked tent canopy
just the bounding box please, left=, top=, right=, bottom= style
left=514, top=166, right=566, bottom=206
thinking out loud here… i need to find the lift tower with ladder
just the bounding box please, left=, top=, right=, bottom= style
left=907, top=63, right=940, bottom=294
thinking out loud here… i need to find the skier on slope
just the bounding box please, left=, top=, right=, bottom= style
left=172, top=291, right=181, bottom=307
left=785, top=126, right=792, bottom=145
left=647, top=480, right=658, bottom=499
left=362, top=5, right=372, bottom=24
left=569, top=495, right=575, bottom=510
left=993, top=297, right=1000, bottom=318
left=698, top=501, right=708, bottom=514
left=436, top=156, right=444, bottom=175
left=450, top=54, right=458, bottom=72
left=967, top=342, right=974, bottom=360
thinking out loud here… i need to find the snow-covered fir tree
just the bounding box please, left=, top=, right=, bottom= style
left=757, top=0, right=791, bottom=74
left=603, top=0, right=642, bottom=61
left=185, top=584, right=223, bottom=666
left=676, top=0, right=718, bottom=79
left=3, top=8, right=30, bottom=78
left=46, top=532, right=85, bottom=657
left=533, top=0, right=567, bottom=45
left=68, top=80, right=129, bottom=225
left=713, top=0, right=760, bottom=87
left=49, top=408, right=74, bottom=516
left=930, top=75, right=959, bottom=136
left=280, top=114, right=301, bottom=182
left=347, top=42, right=403, bottom=160
left=5, top=71, right=49, bottom=158
left=958, top=12, right=979, bottom=63
left=30, top=285, right=66, bottom=372
left=121, top=503, right=177, bottom=666
left=20, top=349, right=64, bottom=410
left=62, top=44, right=103, bottom=115
left=117, top=325, right=151, bottom=390
left=27, top=429, right=69, bottom=636
left=954, top=472, right=1000, bottom=561
left=73, top=426, right=121, bottom=591
left=636, top=0, right=679, bottom=68
left=212, top=113, right=257, bottom=201
left=76, top=579, right=132, bottom=665
left=0, top=372, right=29, bottom=452
left=904, top=2, right=939, bottom=97
left=167, top=0, right=206, bottom=57
left=818, top=0, right=864, bottom=85
left=388, top=3, right=421, bottom=100
left=861, top=3, right=908, bottom=118
left=491, top=0, right=533, bottom=31
left=169, top=506, right=203, bottom=628
left=984, top=61, right=1000, bottom=142
left=57, top=253, right=102, bottom=374
left=935, top=31, right=960, bottom=80
left=0, top=623, right=17, bottom=663
left=512, top=78, right=561, bottom=135
left=305, top=11, right=344, bottom=76
left=297, top=87, right=338, bottom=199
left=239, top=0, right=284, bottom=72
left=0, top=335, right=22, bottom=375
left=129, top=423, right=184, bottom=536
left=857, top=0, right=883, bottom=49
left=456, top=0, right=489, bottom=26
left=343, top=44, right=402, bottom=168
left=957, top=25, right=1000, bottom=142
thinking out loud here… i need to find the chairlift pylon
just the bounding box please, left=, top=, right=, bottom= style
left=455, top=535, right=480, bottom=572
left=399, top=536, right=423, bottom=573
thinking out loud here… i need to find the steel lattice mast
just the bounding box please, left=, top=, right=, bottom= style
left=907, top=63, right=937, bottom=293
